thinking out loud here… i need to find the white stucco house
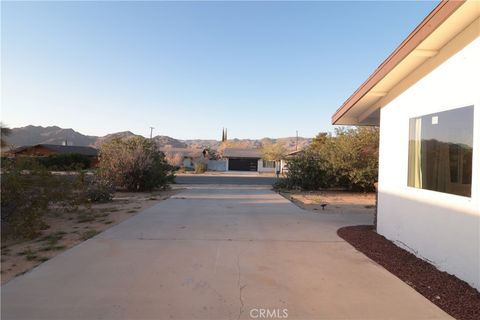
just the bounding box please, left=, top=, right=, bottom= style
left=332, top=0, right=479, bottom=290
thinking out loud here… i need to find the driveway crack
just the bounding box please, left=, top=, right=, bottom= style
left=236, top=254, right=246, bottom=320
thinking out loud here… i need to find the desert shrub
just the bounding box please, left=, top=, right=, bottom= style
left=98, top=137, right=175, bottom=191
left=85, top=176, right=115, bottom=203
left=317, top=127, right=379, bottom=191
left=0, top=159, right=85, bottom=240
left=1, top=164, right=50, bottom=239
left=38, top=153, right=92, bottom=170
left=275, top=150, right=332, bottom=190
left=280, top=127, right=379, bottom=192
left=164, top=151, right=184, bottom=167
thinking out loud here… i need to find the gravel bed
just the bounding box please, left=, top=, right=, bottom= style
left=338, top=225, right=480, bottom=320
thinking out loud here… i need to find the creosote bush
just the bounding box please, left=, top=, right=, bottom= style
left=98, top=137, right=175, bottom=191
left=0, top=158, right=86, bottom=240
left=279, top=150, right=332, bottom=190
left=1, top=156, right=115, bottom=240
left=85, top=176, right=115, bottom=203
left=276, top=127, right=379, bottom=192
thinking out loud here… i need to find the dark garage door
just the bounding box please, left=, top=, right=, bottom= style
left=229, top=158, right=258, bottom=171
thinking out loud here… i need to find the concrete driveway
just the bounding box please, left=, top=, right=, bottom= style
left=1, top=185, right=451, bottom=319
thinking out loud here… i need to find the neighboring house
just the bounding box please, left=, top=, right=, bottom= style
left=332, top=0, right=479, bottom=289
left=9, top=144, right=99, bottom=165
left=223, top=148, right=279, bottom=172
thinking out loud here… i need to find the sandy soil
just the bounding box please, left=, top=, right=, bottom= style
left=279, top=190, right=376, bottom=214
left=0, top=188, right=183, bottom=284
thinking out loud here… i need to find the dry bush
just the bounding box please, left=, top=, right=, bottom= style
left=0, top=159, right=85, bottom=240
left=99, top=137, right=175, bottom=191
left=165, top=151, right=184, bottom=167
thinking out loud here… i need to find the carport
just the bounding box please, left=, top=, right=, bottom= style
left=223, top=148, right=262, bottom=172
left=228, top=158, right=258, bottom=171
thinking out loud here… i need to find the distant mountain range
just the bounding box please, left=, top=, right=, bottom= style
left=4, top=125, right=312, bottom=152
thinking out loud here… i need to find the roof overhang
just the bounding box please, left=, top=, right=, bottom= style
left=332, top=0, right=479, bottom=126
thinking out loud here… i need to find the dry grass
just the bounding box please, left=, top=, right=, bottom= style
left=0, top=188, right=183, bottom=284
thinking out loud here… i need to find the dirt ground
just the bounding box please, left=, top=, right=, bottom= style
left=279, top=190, right=376, bottom=214
left=0, top=188, right=182, bottom=284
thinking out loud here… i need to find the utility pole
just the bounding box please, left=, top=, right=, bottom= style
left=296, top=130, right=298, bottom=151
left=149, top=127, right=155, bottom=139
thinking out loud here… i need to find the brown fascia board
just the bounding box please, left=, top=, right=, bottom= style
left=331, top=0, right=465, bottom=125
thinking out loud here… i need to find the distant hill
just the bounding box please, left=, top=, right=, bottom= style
left=153, top=136, right=188, bottom=149
left=94, top=131, right=140, bottom=147
left=182, top=139, right=221, bottom=150
left=4, top=125, right=311, bottom=152
left=181, top=137, right=311, bottom=151
left=6, top=125, right=97, bottom=147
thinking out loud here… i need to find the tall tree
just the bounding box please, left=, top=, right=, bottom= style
left=261, top=142, right=286, bottom=160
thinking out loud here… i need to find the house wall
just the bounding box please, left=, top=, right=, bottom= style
left=377, top=36, right=480, bottom=289
left=208, top=159, right=227, bottom=171
left=257, top=159, right=276, bottom=173
left=280, top=160, right=289, bottom=174
left=183, top=158, right=193, bottom=169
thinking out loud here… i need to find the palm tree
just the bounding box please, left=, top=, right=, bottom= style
left=1, top=123, right=12, bottom=148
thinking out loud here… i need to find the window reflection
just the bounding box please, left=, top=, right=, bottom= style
left=408, top=106, right=474, bottom=197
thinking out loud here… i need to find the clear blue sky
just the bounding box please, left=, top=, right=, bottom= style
left=1, top=1, right=439, bottom=140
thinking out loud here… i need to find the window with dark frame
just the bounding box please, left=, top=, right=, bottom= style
left=407, top=105, right=474, bottom=197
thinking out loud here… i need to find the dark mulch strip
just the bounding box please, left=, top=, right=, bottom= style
left=338, top=225, right=480, bottom=320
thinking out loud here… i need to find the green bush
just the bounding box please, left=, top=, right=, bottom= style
left=279, top=127, right=379, bottom=192
left=320, top=127, right=379, bottom=191
left=98, top=137, right=175, bottom=192
left=277, top=150, right=332, bottom=190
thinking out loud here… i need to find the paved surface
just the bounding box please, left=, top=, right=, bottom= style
left=1, top=186, right=451, bottom=319
left=175, top=174, right=277, bottom=185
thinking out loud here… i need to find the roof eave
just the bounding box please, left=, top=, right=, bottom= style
left=331, top=0, right=465, bottom=125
